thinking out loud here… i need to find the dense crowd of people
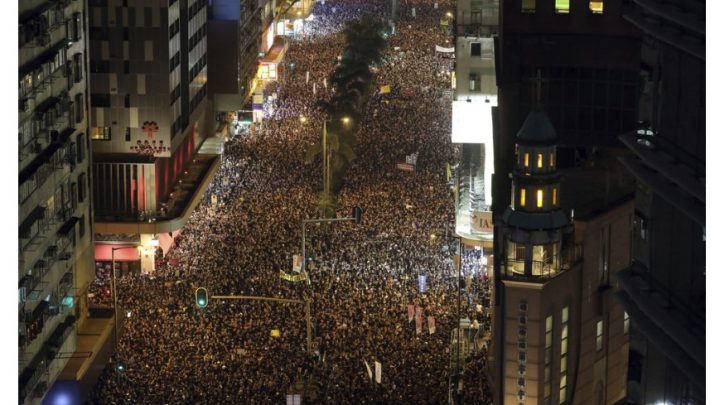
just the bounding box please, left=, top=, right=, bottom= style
left=89, top=0, right=493, bottom=403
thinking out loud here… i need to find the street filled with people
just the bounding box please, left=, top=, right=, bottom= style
left=89, top=0, right=493, bottom=403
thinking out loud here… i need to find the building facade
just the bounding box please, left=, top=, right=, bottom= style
left=492, top=108, right=633, bottom=405
left=18, top=0, right=95, bottom=402
left=493, top=0, right=641, bottom=213
left=616, top=0, right=706, bottom=403
left=87, top=0, right=219, bottom=273
left=452, top=0, right=498, bottom=242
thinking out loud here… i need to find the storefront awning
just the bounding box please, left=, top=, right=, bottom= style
left=94, top=244, right=140, bottom=262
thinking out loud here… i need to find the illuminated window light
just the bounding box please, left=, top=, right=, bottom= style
left=537, top=189, right=543, bottom=208
left=520, top=188, right=526, bottom=207
left=553, top=188, right=557, bottom=206
left=550, top=152, right=555, bottom=167
left=524, top=153, right=529, bottom=168
left=589, top=1, right=603, bottom=13
left=555, top=0, right=570, bottom=13
left=537, top=153, right=543, bottom=168
left=522, top=0, right=536, bottom=13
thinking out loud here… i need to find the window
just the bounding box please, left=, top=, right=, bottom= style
left=635, top=213, right=648, bottom=240
left=589, top=1, right=603, bottom=13
left=556, top=0, right=570, bottom=13
left=91, top=93, right=110, bottom=108
left=522, top=0, right=535, bottom=12
left=520, top=188, right=526, bottom=207
left=560, top=305, right=569, bottom=403
left=537, top=189, right=544, bottom=208
left=550, top=152, right=555, bottom=167
left=71, top=12, right=82, bottom=43
left=537, top=153, right=543, bottom=168
left=470, top=43, right=481, bottom=56
left=519, top=351, right=526, bottom=363
left=76, top=133, right=85, bottom=163
left=144, top=40, right=154, bottom=61
left=596, top=320, right=603, bottom=351
left=624, top=312, right=630, bottom=335
left=74, top=93, right=84, bottom=123
left=553, top=188, right=558, bottom=206
left=544, top=314, right=553, bottom=404
left=91, top=127, right=111, bottom=140
left=73, top=53, right=83, bottom=83
left=79, top=215, right=85, bottom=238
left=524, top=152, right=529, bottom=168
left=78, top=173, right=86, bottom=202
left=600, top=226, right=610, bottom=284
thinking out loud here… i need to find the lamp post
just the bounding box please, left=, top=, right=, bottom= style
left=111, top=246, right=140, bottom=353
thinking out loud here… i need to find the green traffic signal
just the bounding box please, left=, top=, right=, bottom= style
left=195, top=287, right=209, bottom=308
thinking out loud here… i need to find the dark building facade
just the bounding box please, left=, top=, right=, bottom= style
left=616, top=0, right=705, bottom=403
left=493, top=0, right=641, bottom=213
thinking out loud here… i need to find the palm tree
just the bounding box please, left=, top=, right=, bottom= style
left=305, top=14, right=389, bottom=215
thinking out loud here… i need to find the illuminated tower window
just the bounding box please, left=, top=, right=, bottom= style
left=555, top=0, right=570, bottom=13
left=550, top=152, right=555, bottom=167
left=537, top=153, right=543, bottom=168
left=537, top=189, right=543, bottom=208
left=522, top=0, right=536, bottom=13
left=520, top=188, right=526, bottom=207
left=524, top=153, right=530, bottom=168
left=553, top=188, right=557, bottom=206
left=589, top=1, right=603, bottom=13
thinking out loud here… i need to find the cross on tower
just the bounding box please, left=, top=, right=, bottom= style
left=533, top=69, right=549, bottom=108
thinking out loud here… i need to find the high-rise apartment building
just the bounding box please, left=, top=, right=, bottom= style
left=492, top=108, right=634, bottom=405
left=87, top=0, right=219, bottom=273
left=616, top=0, right=705, bottom=403
left=18, top=0, right=95, bottom=402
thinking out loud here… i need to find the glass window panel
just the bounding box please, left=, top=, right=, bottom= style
left=522, top=0, right=536, bottom=12
left=537, top=189, right=544, bottom=208
left=555, top=0, right=570, bottom=13
left=589, top=1, right=603, bottom=13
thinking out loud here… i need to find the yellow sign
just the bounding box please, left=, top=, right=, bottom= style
left=270, top=329, right=281, bottom=337
left=380, top=85, right=391, bottom=94
left=280, top=270, right=308, bottom=282
left=440, top=18, right=449, bottom=26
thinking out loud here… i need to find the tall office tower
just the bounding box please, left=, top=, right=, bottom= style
left=208, top=0, right=288, bottom=127
left=87, top=0, right=219, bottom=273
left=492, top=107, right=634, bottom=405
left=616, top=0, right=705, bottom=403
left=18, top=0, right=95, bottom=403
left=493, top=0, right=641, bottom=213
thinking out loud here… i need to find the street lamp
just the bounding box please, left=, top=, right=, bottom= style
left=341, top=116, right=350, bottom=125
left=111, top=246, right=141, bottom=353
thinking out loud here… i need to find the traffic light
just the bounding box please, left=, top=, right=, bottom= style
left=195, top=287, right=209, bottom=308
left=352, top=207, right=362, bottom=224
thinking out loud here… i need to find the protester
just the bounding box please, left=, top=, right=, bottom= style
left=89, top=0, right=493, bottom=403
